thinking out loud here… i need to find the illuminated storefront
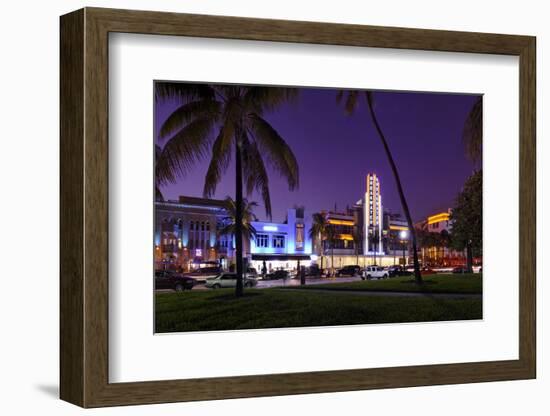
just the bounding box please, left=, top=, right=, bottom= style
left=249, top=208, right=313, bottom=274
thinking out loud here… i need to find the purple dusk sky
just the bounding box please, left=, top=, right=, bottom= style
left=155, top=86, right=481, bottom=223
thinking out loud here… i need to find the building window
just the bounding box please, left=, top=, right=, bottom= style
left=273, top=234, right=285, bottom=248
left=256, top=234, right=269, bottom=248
left=295, top=223, right=304, bottom=250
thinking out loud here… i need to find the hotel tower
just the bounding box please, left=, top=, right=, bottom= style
left=364, top=173, right=384, bottom=254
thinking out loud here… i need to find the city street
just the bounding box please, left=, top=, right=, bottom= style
left=257, top=276, right=363, bottom=288
left=155, top=276, right=364, bottom=292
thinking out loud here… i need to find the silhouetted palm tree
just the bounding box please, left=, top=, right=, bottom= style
left=337, top=90, right=423, bottom=284
left=325, top=226, right=337, bottom=276
left=219, top=197, right=258, bottom=243
left=463, top=97, right=482, bottom=163
left=154, top=144, right=165, bottom=202
left=352, top=226, right=363, bottom=266
left=310, top=212, right=329, bottom=272
left=156, top=83, right=299, bottom=296
left=368, top=228, right=380, bottom=266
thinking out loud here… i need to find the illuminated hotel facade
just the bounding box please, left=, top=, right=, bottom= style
left=364, top=173, right=384, bottom=255
left=314, top=173, right=410, bottom=268
left=248, top=208, right=313, bottom=273
left=154, top=196, right=234, bottom=271
left=415, top=209, right=471, bottom=267
left=154, top=197, right=314, bottom=273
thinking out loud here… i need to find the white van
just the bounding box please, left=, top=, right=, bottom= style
left=362, top=266, right=389, bottom=280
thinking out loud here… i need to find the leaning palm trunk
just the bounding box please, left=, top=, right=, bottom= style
left=234, top=140, right=244, bottom=297
left=365, top=94, right=423, bottom=284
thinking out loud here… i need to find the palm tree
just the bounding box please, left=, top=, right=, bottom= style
left=439, top=230, right=451, bottom=265
left=219, top=197, right=258, bottom=244
left=416, top=222, right=430, bottom=265
left=368, top=228, right=380, bottom=266
left=154, top=144, right=165, bottom=202
left=352, top=226, right=363, bottom=266
left=309, top=212, right=329, bottom=272
left=325, top=226, right=337, bottom=276
left=337, top=90, right=423, bottom=284
left=156, top=83, right=300, bottom=296
left=463, top=97, right=482, bottom=163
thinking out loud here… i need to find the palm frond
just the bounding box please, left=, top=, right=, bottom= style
left=240, top=135, right=272, bottom=219
left=159, top=100, right=221, bottom=141
left=345, top=90, right=359, bottom=115
left=155, top=82, right=216, bottom=103
left=247, top=114, right=299, bottom=191
left=155, top=185, right=165, bottom=202
left=155, top=117, right=215, bottom=184
left=218, top=223, right=235, bottom=236
left=309, top=212, right=328, bottom=239
left=220, top=196, right=259, bottom=239
left=244, top=87, right=298, bottom=114
left=203, top=124, right=235, bottom=197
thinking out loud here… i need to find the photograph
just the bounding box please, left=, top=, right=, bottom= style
left=153, top=82, right=483, bottom=333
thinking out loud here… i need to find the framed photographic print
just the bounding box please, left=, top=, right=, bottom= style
left=60, top=7, right=536, bottom=408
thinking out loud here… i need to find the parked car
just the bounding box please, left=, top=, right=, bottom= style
left=187, top=266, right=222, bottom=281
left=155, top=270, right=196, bottom=291
left=306, top=264, right=323, bottom=277
left=362, top=266, right=389, bottom=280
left=387, top=265, right=412, bottom=277
left=452, top=266, right=469, bottom=274
left=336, top=265, right=361, bottom=277
left=246, top=267, right=258, bottom=279
left=205, top=272, right=258, bottom=289
left=420, top=267, right=436, bottom=275
left=266, top=269, right=290, bottom=280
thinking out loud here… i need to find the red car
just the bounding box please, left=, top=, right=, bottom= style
left=155, top=270, right=196, bottom=291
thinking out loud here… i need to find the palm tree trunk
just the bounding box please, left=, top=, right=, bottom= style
left=331, top=245, right=334, bottom=277
left=235, top=140, right=244, bottom=297
left=365, top=94, right=423, bottom=284
left=466, top=241, right=473, bottom=273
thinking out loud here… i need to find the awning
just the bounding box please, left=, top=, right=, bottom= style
left=251, top=254, right=312, bottom=261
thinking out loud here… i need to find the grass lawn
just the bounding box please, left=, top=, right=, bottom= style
left=155, top=287, right=482, bottom=333
left=290, top=274, right=482, bottom=294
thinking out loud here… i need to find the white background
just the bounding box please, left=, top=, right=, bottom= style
left=0, top=0, right=547, bottom=415
left=109, top=34, right=518, bottom=382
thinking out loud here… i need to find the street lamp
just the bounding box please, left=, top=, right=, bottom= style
left=399, top=230, right=408, bottom=267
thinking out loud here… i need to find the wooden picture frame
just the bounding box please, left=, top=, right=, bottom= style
left=60, top=7, right=536, bottom=408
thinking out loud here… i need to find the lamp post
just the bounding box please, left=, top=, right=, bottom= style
left=399, top=230, right=408, bottom=267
